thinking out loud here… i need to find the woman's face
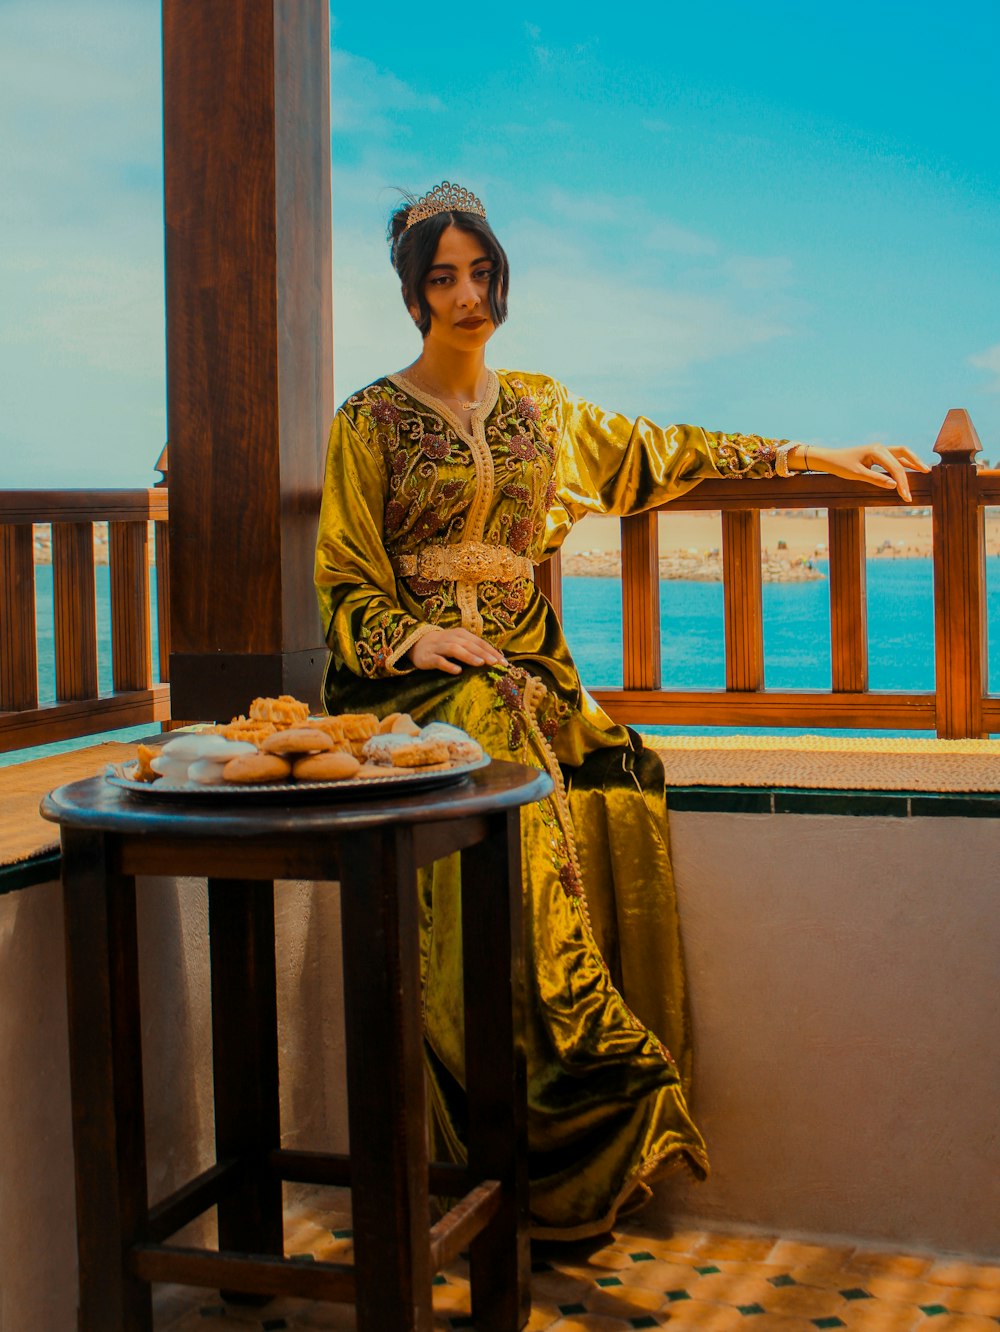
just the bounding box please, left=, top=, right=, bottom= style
left=413, top=224, right=496, bottom=352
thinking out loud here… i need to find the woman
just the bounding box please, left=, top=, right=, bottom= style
left=314, top=181, right=928, bottom=1238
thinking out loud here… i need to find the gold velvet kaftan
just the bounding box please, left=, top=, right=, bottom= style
left=314, top=368, right=782, bottom=1237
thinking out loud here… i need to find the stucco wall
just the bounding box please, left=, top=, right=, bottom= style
left=1, top=810, right=997, bottom=1327
left=0, top=875, right=348, bottom=1331
left=657, top=810, right=1000, bottom=1259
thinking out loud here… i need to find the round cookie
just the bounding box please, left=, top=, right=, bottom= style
left=222, top=753, right=292, bottom=784
left=163, top=733, right=257, bottom=762
left=261, top=727, right=336, bottom=756
left=292, top=752, right=361, bottom=782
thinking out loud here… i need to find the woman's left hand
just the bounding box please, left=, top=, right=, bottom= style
left=794, top=444, right=930, bottom=503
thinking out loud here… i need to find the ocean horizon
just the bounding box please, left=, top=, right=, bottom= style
left=5, top=556, right=999, bottom=766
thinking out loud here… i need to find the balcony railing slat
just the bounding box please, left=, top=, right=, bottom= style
left=621, top=512, right=661, bottom=690
left=534, top=550, right=562, bottom=622
left=109, top=521, right=152, bottom=693
left=722, top=510, right=763, bottom=692
left=828, top=508, right=868, bottom=693
left=0, top=524, right=39, bottom=711
left=155, top=521, right=171, bottom=684
left=52, top=522, right=99, bottom=701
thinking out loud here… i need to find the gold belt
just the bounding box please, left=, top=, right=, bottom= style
left=393, top=541, right=533, bottom=584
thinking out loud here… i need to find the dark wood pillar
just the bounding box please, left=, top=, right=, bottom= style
left=163, top=0, right=333, bottom=721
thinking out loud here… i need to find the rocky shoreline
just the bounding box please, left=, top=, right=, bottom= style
left=562, top=549, right=824, bottom=582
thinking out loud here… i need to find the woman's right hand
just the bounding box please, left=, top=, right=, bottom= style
left=408, top=627, right=508, bottom=675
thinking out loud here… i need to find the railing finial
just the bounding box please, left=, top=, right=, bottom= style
left=154, top=444, right=169, bottom=487
left=933, top=409, right=981, bottom=465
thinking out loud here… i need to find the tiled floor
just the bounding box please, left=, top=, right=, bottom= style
left=155, top=1191, right=1000, bottom=1330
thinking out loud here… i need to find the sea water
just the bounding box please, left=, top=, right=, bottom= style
left=7, top=557, right=1000, bottom=766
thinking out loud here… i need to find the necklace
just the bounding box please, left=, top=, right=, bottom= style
left=404, top=367, right=489, bottom=412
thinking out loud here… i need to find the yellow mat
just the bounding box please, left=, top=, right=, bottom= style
left=644, top=733, right=1000, bottom=793
left=0, top=743, right=139, bottom=868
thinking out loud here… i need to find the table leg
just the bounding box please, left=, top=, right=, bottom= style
left=461, top=809, right=530, bottom=1331
left=62, top=829, right=152, bottom=1331
left=339, top=827, right=433, bottom=1332
left=208, top=879, right=283, bottom=1280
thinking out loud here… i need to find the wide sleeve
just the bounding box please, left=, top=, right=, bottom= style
left=314, top=411, right=435, bottom=678
left=543, top=383, right=784, bottom=551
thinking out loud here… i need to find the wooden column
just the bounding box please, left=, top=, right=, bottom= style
left=722, top=509, right=764, bottom=692
left=931, top=409, right=986, bottom=738
left=163, top=0, right=333, bottom=720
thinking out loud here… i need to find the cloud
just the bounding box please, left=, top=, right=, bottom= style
left=331, top=177, right=798, bottom=418
left=969, top=343, right=1000, bottom=390
left=330, top=48, right=444, bottom=138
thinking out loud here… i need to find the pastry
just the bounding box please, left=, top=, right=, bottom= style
left=419, top=723, right=483, bottom=763
left=212, top=716, right=277, bottom=746
left=248, top=694, right=310, bottom=728
left=261, top=727, right=336, bottom=756
left=133, top=743, right=159, bottom=782
left=150, top=755, right=193, bottom=782
left=162, top=733, right=257, bottom=762
left=292, top=752, right=361, bottom=781
left=187, top=757, right=229, bottom=785
left=221, top=753, right=292, bottom=784
left=388, top=740, right=450, bottom=768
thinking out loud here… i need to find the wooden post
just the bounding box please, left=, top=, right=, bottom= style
left=829, top=509, right=868, bottom=692
left=931, top=409, right=986, bottom=738
left=621, top=512, right=661, bottom=690
left=163, top=0, right=333, bottom=720
left=722, top=510, right=764, bottom=692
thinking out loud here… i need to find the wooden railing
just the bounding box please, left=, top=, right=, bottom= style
left=1, top=411, right=994, bottom=751
left=536, top=409, right=998, bottom=739
left=0, top=490, right=170, bottom=753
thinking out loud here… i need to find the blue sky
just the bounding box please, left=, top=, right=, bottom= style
left=2, top=0, right=998, bottom=486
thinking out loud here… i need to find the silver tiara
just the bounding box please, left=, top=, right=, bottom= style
left=405, top=181, right=487, bottom=231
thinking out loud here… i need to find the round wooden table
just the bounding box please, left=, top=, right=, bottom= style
left=42, top=758, right=553, bottom=1332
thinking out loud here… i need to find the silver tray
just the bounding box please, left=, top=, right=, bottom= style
left=106, top=752, right=490, bottom=798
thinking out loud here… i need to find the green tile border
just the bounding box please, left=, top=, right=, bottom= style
left=0, top=849, right=60, bottom=897
left=667, top=785, right=1000, bottom=819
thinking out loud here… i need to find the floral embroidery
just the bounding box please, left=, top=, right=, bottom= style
left=355, top=609, right=419, bottom=678
left=503, top=481, right=531, bottom=503
left=559, top=861, right=583, bottom=898
left=372, top=401, right=401, bottom=424
left=408, top=577, right=442, bottom=597
left=419, top=433, right=450, bottom=460
left=412, top=508, right=443, bottom=540
left=508, top=433, right=537, bottom=461
left=517, top=396, right=541, bottom=421
left=714, top=433, right=778, bottom=479
left=508, top=517, right=533, bottom=554
left=385, top=499, right=406, bottom=533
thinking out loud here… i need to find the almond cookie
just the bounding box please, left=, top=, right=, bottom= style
left=222, top=753, right=292, bottom=784
left=292, top=752, right=361, bottom=782
left=261, top=727, right=336, bottom=756
left=248, top=694, right=310, bottom=728
left=389, top=740, right=450, bottom=768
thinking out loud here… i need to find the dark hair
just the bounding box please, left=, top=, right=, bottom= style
left=388, top=200, right=510, bottom=336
